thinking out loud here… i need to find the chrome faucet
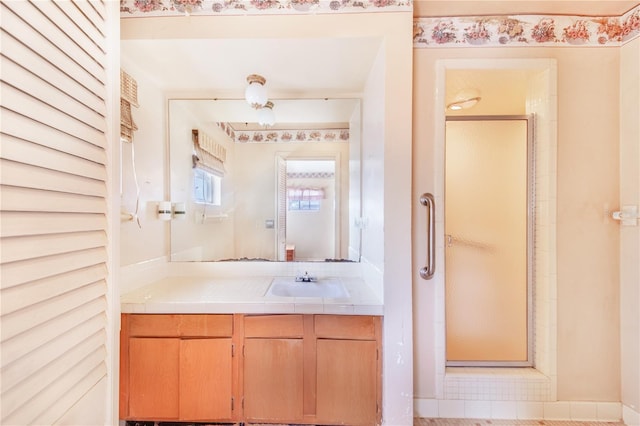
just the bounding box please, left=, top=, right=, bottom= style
left=295, top=271, right=316, bottom=283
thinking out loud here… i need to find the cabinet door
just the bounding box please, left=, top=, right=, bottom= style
left=129, top=338, right=180, bottom=419
left=316, top=339, right=378, bottom=425
left=243, top=338, right=304, bottom=422
left=180, top=338, right=233, bottom=421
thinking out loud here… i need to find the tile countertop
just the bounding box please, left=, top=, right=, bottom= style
left=120, top=275, right=383, bottom=315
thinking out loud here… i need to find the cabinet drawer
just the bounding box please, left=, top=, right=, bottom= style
left=314, top=315, right=378, bottom=340
left=126, top=314, right=233, bottom=337
left=244, top=315, right=304, bottom=338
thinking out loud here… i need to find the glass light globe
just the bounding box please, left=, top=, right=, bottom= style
left=258, top=101, right=275, bottom=127
left=245, top=74, right=268, bottom=108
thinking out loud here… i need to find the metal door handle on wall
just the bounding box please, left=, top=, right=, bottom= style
left=420, top=193, right=435, bottom=280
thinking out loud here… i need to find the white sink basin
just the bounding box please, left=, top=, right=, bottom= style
left=266, top=277, right=350, bottom=298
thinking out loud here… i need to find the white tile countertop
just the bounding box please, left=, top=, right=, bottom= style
left=120, top=275, right=383, bottom=315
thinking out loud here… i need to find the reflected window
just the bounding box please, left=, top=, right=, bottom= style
left=194, top=168, right=221, bottom=205
left=288, top=187, right=323, bottom=211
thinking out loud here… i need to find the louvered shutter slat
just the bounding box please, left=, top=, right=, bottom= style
left=0, top=109, right=106, bottom=164
left=1, top=321, right=105, bottom=391
left=1, top=264, right=107, bottom=315
left=0, top=4, right=105, bottom=100
left=0, top=248, right=107, bottom=290
left=1, top=135, right=106, bottom=181
left=1, top=32, right=106, bottom=116
left=1, top=1, right=105, bottom=85
left=1, top=186, right=106, bottom=214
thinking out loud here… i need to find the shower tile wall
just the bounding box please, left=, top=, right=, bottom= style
left=444, top=368, right=550, bottom=401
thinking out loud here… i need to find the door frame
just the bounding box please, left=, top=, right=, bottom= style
left=423, top=58, right=558, bottom=401
left=275, top=153, right=341, bottom=261
left=444, top=114, right=535, bottom=367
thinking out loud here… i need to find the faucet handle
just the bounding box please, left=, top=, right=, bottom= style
left=295, top=271, right=316, bottom=282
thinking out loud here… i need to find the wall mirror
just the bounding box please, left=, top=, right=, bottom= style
left=168, top=97, right=362, bottom=262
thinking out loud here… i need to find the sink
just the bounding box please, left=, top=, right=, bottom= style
left=266, top=277, right=350, bottom=298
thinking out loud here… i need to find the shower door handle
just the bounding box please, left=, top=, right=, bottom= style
left=420, top=193, right=435, bottom=280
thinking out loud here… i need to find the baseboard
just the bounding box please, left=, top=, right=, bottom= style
left=414, top=398, right=622, bottom=422
left=624, top=404, right=640, bottom=426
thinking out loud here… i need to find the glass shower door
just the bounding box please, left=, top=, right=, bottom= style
left=445, top=117, right=532, bottom=366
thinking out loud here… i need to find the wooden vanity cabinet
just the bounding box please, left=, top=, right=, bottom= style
left=120, top=314, right=235, bottom=422
left=315, top=315, right=382, bottom=426
left=120, top=313, right=381, bottom=425
left=242, top=315, right=305, bottom=422
left=240, top=314, right=381, bottom=426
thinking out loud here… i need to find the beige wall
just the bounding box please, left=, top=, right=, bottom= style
left=119, top=60, right=169, bottom=266
left=620, top=37, right=640, bottom=418
left=413, top=47, right=621, bottom=401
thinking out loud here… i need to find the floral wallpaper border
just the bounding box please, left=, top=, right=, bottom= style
left=121, top=1, right=639, bottom=47
left=217, top=122, right=349, bottom=143
left=288, top=172, right=335, bottom=179
left=414, top=5, right=640, bottom=48
left=120, top=0, right=411, bottom=16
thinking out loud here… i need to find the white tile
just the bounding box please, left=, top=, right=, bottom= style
left=435, top=374, right=445, bottom=399
left=517, top=401, right=544, bottom=419
left=352, top=304, right=383, bottom=315
left=623, top=404, right=640, bottom=426
left=262, top=303, right=295, bottom=313
left=322, top=304, right=355, bottom=314
left=293, top=303, right=323, bottom=313
left=414, top=398, right=438, bottom=418
left=570, top=401, right=598, bottom=421
left=464, top=400, right=491, bottom=418
left=544, top=401, right=571, bottom=420
left=597, top=402, right=622, bottom=421
left=491, top=401, right=517, bottom=419
left=438, top=399, right=465, bottom=418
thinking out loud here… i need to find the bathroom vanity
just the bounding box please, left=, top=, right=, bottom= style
left=119, top=276, right=383, bottom=425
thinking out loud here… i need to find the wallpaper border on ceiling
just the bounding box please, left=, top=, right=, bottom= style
left=414, top=4, right=640, bottom=48
left=217, top=122, right=350, bottom=144
left=120, top=0, right=412, bottom=16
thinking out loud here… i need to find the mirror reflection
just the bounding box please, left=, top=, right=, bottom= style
left=169, top=98, right=362, bottom=262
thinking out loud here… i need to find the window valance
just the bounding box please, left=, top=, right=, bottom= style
left=120, top=69, right=139, bottom=142
left=192, top=129, right=227, bottom=176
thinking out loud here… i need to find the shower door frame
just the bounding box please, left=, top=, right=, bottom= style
left=444, top=114, right=536, bottom=368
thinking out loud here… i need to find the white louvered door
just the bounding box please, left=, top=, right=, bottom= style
left=276, top=156, right=287, bottom=261
left=1, top=1, right=114, bottom=424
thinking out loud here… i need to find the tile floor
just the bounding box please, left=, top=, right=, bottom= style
left=414, top=419, right=626, bottom=426
left=128, top=420, right=627, bottom=426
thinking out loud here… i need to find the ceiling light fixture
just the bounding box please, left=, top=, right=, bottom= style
left=245, top=74, right=268, bottom=109
left=447, top=88, right=481, bottom=111
left=257, top=101, right=275, bottom=127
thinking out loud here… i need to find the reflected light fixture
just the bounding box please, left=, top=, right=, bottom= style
left=447, top=88, right=481, bottom=111
left=258, top=101, right=275, bottom=127
left=245, top=74, right=268, bottom=108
